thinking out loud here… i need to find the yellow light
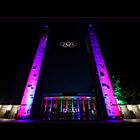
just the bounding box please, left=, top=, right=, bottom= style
left=127, top=105, right=132, bottom=111
left=7, top=105, right=12, bottom=111
left=138, top=105, right=140, bottom=109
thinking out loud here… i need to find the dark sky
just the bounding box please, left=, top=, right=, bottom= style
left=0, top=17, right=140, bottom=104
left=38, top=22, right=95, bottom=95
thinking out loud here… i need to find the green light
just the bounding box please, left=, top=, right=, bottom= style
left=72, top=99, right=74, bottom=112
left=60, top=99, right=63, bottom=112
left=59, top=96, right=64, bottom=99
left=116, top=99, right=127, bottom=105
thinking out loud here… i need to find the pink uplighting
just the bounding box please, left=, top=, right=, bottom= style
left=17, top=26, right=49, bottom=118
left=88, top=25, right=121, bottom=118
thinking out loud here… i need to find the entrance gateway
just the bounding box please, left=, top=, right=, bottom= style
left=17, top=23, right=121, bottom=120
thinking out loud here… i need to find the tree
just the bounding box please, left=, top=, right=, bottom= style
left=111, top=75, right=127, bottom=104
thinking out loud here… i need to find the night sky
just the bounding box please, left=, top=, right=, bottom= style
left=0, top=17, right=140, bottom=104
left=39, top=22, right=96, bottom=95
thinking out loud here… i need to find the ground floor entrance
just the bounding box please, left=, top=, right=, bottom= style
left=41, top=96, right=97, bottom=121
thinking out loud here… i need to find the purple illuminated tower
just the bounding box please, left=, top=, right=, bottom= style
left=88, top=25, right=121, bottom=118
left=17, top=26, right=49, bottom=118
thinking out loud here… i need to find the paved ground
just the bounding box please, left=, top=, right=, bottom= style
left=0, top=119, right=140, bottom=136
left=0, top=118, right=140, bottom=123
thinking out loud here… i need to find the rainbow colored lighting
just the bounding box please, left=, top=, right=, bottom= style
left=43, top=96, right=96, bottom=120
left=88, top=25, right=121, bottom=118
left=17, top=26, right=49, bottom=118
left=44, top=96, right=95, bottom=114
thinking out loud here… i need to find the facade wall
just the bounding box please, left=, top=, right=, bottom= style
left=0, top=105, right=19, bottom=119
left=119, top=105, right=140, bottom=119
left=0, top=104, right=140, bottom=119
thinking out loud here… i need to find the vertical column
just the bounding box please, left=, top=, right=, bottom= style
left=87, top=98, right=92, bottom=120
left=50, top=99, right=52, bottom=113
left=77, top=99, right=80, bottom=113
left=77, top=98, right=80, bottom=120
left=72, top=99, right=74, bottom=112
left=72, top=98, right=75, bottom=120
left=60, top=98, right=63, bottom=113
left=88, top=99, right=90, bottom=110
left=66, top=98, right=68, bottom=112
left=42, top=98, right=47, bottom=120
left=82, top=98, right=86, bottom=113
left=88, top=24, right=121, bottom=118
left=17, top=26, right=49, bottom=118
left=55, top=97, right=58, bottom=109
left=44, top=98, right=48, bottom=112
left=82, top=97, right=86, bottom=120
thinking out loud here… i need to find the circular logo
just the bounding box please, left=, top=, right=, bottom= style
left=59, top=42, right=78, bottom=48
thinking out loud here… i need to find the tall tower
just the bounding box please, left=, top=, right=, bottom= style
left=17, top=26, right=49, bottom=118
left=17, top=23, right=121, bottom=120
left=88, top=25, right=121, bottom=119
